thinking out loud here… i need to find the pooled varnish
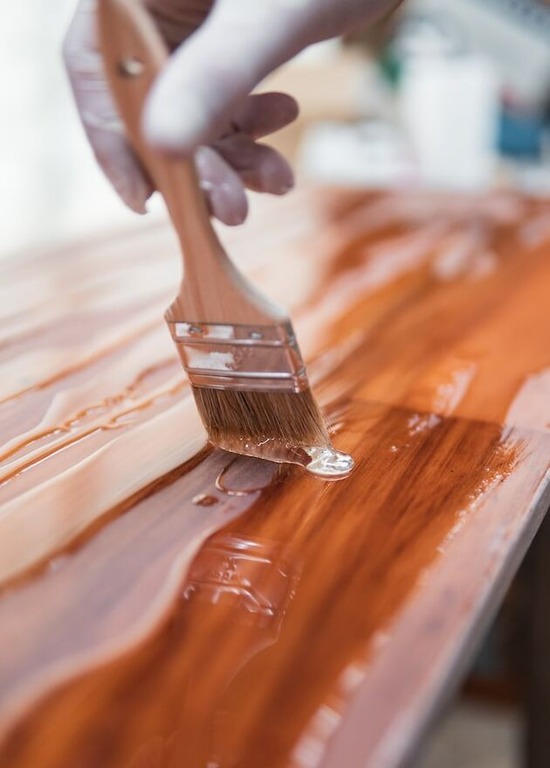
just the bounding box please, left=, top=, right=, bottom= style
left=0, top=188, right=549, bottom=768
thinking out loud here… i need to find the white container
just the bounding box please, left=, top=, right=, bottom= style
left=400, top=54, right=500, bottom=190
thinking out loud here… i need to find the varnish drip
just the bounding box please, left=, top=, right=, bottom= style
left=303, top=446, right=355, bottom=479
left=215, top=436, right=354, bottom=480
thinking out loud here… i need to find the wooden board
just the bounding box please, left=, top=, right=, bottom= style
left=0, top=187, right=549, bottom=768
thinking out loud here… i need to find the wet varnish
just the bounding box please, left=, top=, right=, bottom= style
left=0, top=188, right=549, bottom=768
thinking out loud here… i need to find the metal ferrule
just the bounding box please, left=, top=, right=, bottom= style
left=166, top=321, right=309, bottom=393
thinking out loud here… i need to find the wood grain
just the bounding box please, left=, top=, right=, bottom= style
left=0, top=187, right=549, bottom=768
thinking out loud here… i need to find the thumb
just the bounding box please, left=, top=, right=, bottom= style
left=143, top=0, right=309, bottom=154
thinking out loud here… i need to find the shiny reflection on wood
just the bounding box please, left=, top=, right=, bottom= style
left=0, top=188, right=549, bottom=768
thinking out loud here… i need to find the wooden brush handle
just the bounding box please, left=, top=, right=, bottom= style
left=98, top=0, right=284, bottom=324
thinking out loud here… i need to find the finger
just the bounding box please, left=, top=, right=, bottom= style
left=86, top=125, right=154, bottom=214
left=213, top=134, right=294, bottom=195
left=63, top=0, right=153, bottom=213
left=143, top=0, right=310, bottom=154
left=229, top=92, right=299, bottom=140
left=195, top=146, right=248, bottom=226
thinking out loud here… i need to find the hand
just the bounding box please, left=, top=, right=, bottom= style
left=64, top=0, right=399, bottom=224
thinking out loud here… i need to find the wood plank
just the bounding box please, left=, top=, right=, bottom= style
left=0, top=188, right=549, bottom=768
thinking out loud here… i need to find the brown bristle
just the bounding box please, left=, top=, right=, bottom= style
left=192, top=386, right=329, bottom=448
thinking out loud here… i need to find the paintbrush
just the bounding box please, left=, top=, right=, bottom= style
left=98, top=0, right=353, bottom=478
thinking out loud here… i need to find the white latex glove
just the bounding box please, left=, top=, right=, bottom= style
left=64, top=0, right=399, bottom=224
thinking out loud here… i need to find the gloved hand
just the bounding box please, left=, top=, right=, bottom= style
left=64, top=0, right=399, bottom=224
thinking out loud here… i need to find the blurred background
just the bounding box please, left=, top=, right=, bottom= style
left=0, top=2, right=138, bottom=255
left=2, top=0, right=550, bottom=257
left=2, top=1, right=549, bottom=766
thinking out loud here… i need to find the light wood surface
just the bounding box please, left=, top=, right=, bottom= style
left=0, top=187, right=549, bottom=768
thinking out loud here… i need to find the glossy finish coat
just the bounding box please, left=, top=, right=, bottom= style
left=0, top=188, right=549, bottom=768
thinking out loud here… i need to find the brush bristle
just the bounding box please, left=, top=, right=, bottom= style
left=192, top=386, right=329, bottom=449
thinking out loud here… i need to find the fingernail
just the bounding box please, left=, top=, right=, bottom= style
left=277, top=181, right=294, bottom=194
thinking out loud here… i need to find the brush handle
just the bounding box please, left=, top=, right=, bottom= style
left=98, top=0, right=284, bottom=325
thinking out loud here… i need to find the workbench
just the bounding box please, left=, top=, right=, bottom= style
left=0, top=187, right=549, bottom=767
